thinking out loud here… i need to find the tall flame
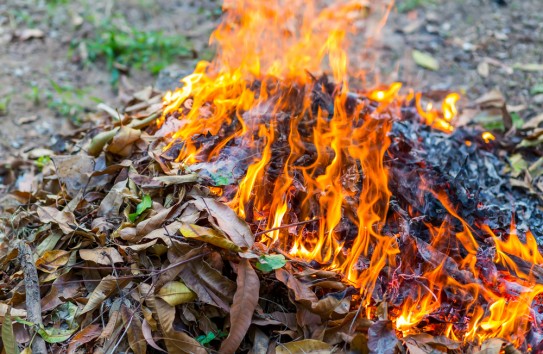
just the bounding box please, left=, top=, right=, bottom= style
left=158, top=0, right=543, bottom=347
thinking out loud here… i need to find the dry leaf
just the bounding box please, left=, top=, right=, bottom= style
left=368, top=320, right=398, bottom=354
left=121, top=305, right=147, bottom=354
left=107, top=126, right=141, bottom=157
left=142, top=319, right=166, bottom=353
left=80, top=276, right=129, bottom=315
left=219, top=259, right=260, bottom=354
left=157, top=281, right=197, bottom=306
left=66, top=324, right=101, bottom=354
left=15, top=28, right=45, bottom=40
left=79, top=248, right=123, bottom=265
left=276, top=339, right=332, bottom=354
left=191, top=196, right=254, bottom=249
left=37, top=206, right=76, bottom=234
left=477, top=62, right=489, bottom=78
left=35, top=250, right=71, bottom=273
left=154, top=297, right=206, bottom=354
left=412, top=50, right=439, bottom=71
left=179, top=223, right=244, bottom=252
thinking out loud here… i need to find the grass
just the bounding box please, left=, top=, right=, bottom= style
left=76, top=18, right=194, bottom=86
left=396, top=0, right=435, bottom=12
left=45, top=81, right=101, bottom=124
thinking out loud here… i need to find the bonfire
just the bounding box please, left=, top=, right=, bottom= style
left=1, top=0, right=543, bottom=353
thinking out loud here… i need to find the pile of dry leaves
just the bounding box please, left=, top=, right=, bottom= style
left=0, top=84, right=541, bottom=354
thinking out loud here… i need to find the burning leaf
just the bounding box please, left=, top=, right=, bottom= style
left=2, top=309, right=19, bottom=354
left=129, top=194, right=153, bottom=222
left=276, top=339, right=332, bottom=354
left=66, top=324, right=101, bottom=354
left=157, top=281, right=197, bottom=306
left=412, top=50, right=439, bottom=71
left=79, top=247, right=123, bottom=265
left=368, top=320, right=398, bottom=354
left=179, top=223, right=244, bottom=252
left=219, top=259, right=260, bottom=354
left=255, top=254, right=287, bottom=272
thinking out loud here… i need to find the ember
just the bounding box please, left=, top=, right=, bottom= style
left=156, top=0, right=543, bottom=350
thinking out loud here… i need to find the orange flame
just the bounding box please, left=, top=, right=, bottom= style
left=155, top=0, right=543, bottom=347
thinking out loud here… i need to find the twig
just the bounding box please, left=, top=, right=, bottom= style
left=18, top=242, right=47, bottom=354
left=254, top=218, right=320, bottom=237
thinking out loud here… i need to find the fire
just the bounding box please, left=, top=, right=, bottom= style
left=158, top=0, right=542, bottom=348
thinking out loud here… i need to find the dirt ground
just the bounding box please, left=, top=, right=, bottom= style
left=1, top=0, right=542, bottom=159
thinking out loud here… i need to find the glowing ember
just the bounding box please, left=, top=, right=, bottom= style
left=157, top=0, right=543, bottom=348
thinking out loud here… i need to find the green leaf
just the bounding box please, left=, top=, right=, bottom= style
left=412, top=50, right=439, bottom=71
left=13, top=317, right=78, bottom=344
left=531, top=84, right=543, bottom=96
left=129, top=194, right=152, bottom=222
left=255, top=254, right=287, bottom=273
left=196, top=332, right=216, bottom=345
left=2, top=309, right=20, bottom=354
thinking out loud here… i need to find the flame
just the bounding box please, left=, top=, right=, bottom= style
left=156, top=0, right=543, bottom=347
left=482, top=131, right=495, bottom=143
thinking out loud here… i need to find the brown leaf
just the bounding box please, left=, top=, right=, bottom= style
left=368, top=320, right=398, bottom=354
left=51, top=155, right=110, bottom=198
left=79, top=248, right=123, bottom=265
left=37, top=206, right=76, bottom=234
left=66, top=324, right=101, bottom=354
left=35, top=250, right=71, bottom=273
left=15, top=28, right=45, bottom=40
left=81, top=276, right=129, bottom=315
left=142, top=318, right=166, bottom=353
left=97, top=180, right=127, bottom=217
left=98, top=299, right=121, bottom=340
left=179, top=257, right=236, bottom=311
left=276, top=339, right=332, bottom=354
left=219, top=259, right=260, bottom=354
left=179, top=223, right=244, bottom=252
left=0, top=303, right=26, bottom=319
left=121, top=304, right=147, bottom=354
left=191, top=196, right=254, bottom=249
left=154, top=297, right=206, bottom=354
left=107, top=126, right=141, bottom=157
left=41, top=275, right=81, bottom=312
left=475, top=89, right=505, bottom=109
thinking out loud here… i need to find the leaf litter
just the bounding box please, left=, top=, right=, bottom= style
left=1, top=13, right=543, bottom=354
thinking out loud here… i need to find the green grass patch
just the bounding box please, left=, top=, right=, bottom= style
left=78, top=19, right=193, bottom=85
left=396, top=0, right=435, bottom=12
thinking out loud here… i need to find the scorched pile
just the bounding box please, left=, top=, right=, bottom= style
left=1, top=0, right=543, bottom=353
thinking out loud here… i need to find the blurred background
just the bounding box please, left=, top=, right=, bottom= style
left=0, top=0, right=542, bottom=155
